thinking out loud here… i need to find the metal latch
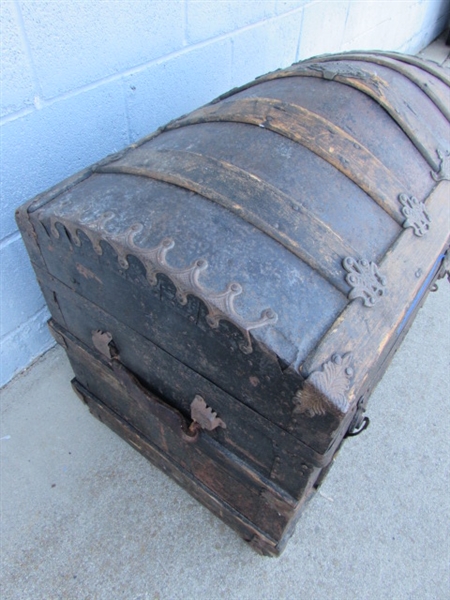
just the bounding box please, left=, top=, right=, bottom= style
left=92, top=330, right=118, bottom=358
left=345, top=395, right=370, bottom=437
left=189, top=395, right=226, bottom=434
left=91, top=330, right=226, bottom=442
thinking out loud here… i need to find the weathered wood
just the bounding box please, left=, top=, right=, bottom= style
left=72, top=380, right=284, bottom=556
left=98, top=149, right=358, bottom=292
left=365, top=51, right=450, bottom=86
left=289, top=63, right=448, bottom=170
left=14, top=205, right=46, bottom=269
left=59, top=326, right=302, bottom=541
left=305, top=52, right=450, bottom=121
left=15, top=51, right=450, bottom=555
left=301, top=181, right=450, bottom=405
left=167, top=98, right=408, bottom=222
left=41, top=268, right=345, bottom=479
left=213, top=56, right=449, bottom=171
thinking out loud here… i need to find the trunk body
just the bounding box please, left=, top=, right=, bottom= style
left=16, top=52, right=450, bottom=555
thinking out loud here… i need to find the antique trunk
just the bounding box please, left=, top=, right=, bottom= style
left=16, top=52, right=450, bottom=556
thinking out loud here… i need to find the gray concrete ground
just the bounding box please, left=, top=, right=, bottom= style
left=417, top=28, right=450, bottom=66
left=2, top=278, right=449, bottom=600
left=2, top=36, right=450, bottom=600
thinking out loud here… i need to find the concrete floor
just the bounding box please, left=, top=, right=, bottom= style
left=2, top=281, right=449, bottom=600
left=417, top=28, right=450, bottom=66
left=2, top=37, right=450, bottom=600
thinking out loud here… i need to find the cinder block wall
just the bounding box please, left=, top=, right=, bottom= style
left=1, top=0, right=449, bottom=387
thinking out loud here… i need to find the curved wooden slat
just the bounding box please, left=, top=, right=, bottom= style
left=97, top=149, right=358, bottom=294
left=301, top=52, right=450, bottom=122
left=168, top=97, right=406, bottom=224
left=370, top=51, right=450, bottom=86
left=212, top=58, right=447, bottom=171
left=281, top=61, right=446, bottom=171
left=211, top=52, right=449, bottom=106
left=301, top=180, right=450, bottom=402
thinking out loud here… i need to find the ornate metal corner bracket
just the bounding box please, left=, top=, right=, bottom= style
left=294, top=353, right=354, bottom=417
left=343, top=257, right=387, bottom=307
left=398, top=194, right=431, bottom=237
left=431, top=149, right=450, bottom=182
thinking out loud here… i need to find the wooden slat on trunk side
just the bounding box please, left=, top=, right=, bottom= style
left=41, top=275, right=335, bottom=496
left=30, top=215, right=349, bottom=453
left=15, top=204, right=47, bottom=269
left=72, top=380, right=284, bottom=555
left=166, top=99, right=405, bottom=223
left=31, top=223, right=349, bottom=453
left=98, top=150, right=356, bottom=294
left=59, top=328, right=300, bottom=541
left=301, top=180, right=450, bottom=408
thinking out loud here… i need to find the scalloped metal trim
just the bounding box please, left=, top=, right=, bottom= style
left=398, top=193, right=431, bottom=237
left=40, top=211, right=278, bottom=353
left=294, top=353, right=354, bottom=417
left=343, top=257, right=387, bottom=307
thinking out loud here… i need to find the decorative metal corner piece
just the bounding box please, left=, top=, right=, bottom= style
left=41, top=211, right=277, bottom=353
left=294, top=353, right=354, bottom=417
left=190, top=396, right=226, bottom=431
left=343, top=257, right=387, bottom=307
left=431, top=149, right=450, bottom=182
left=398, top=193, right=431, bottom=237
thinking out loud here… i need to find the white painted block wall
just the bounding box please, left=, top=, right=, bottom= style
left=1, top=0, right=449, bottom=387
